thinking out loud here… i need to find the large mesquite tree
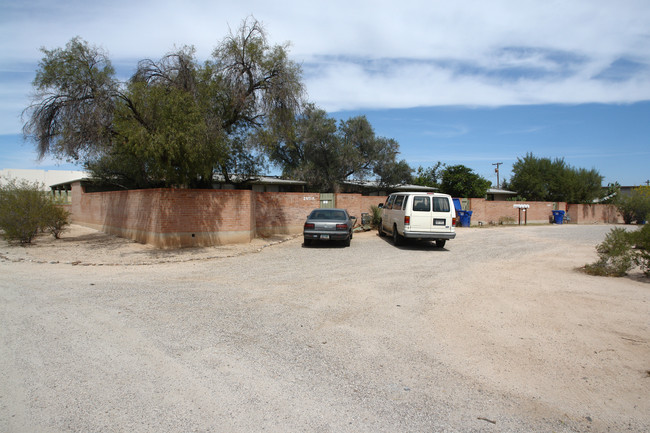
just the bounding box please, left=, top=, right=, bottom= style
left=23, top=18, right=304, bottom=188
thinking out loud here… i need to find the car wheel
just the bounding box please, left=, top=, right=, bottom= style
left=392, top=225, right=402, bottom=246
left=435, top=239, right=446, bottom=248
left=378, top=221, right=385, bottom=237
left=343, top=236, right=351, bottom=247
left=304, top=238, right=312, bottom=246
left=349, top=229, right=353, bottom=240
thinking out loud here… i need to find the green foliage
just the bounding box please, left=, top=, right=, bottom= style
left=0, top=178, right=69, bottom=244
left=260, top=105, right=411, bottom=191
left=508, top=153, right=603, bottom=203
left=630, top=223, right=650, bottom=276
left=583, top=227, right=635, bottom=277
left=24, top=18, right=303, bottom=189
left=413, top=163, right=444, bottom=188
left=370, top=205, right=383, bottom=228
left=439, top=164, right=491, bottom=198
left=616, top=186, right=650, bottom=224
left=43, top=203, right=71, bottom=239
left=23, top=37, right=117, bottom=163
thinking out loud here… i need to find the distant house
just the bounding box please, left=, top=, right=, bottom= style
left=485, top=188, right=518, bottom=201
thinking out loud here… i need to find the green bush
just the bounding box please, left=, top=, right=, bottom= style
left=630, top=224, right=650, bottom=276
left=0, top=178, right=70, bottom=244
left=43, top=203, right=71, bottom=239
left=583, top=227, right=634, bottom=277
left=370, top=205, right=382, bottom=228
left=616, top=186, right=650, bottom=225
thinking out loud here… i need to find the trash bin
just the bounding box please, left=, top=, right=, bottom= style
left=457, top=210, right=473, bottom=227
left=552, top=210, right=565, bottom=224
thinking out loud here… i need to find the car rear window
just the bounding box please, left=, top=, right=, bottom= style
left=433, top=197, right=450, bottom=212
left=310, top=210, right=346, bottom=220
left=412, top=196, right=430, bottom=212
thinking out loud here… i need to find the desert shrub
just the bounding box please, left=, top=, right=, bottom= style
left=43, top=203, right=71, bottom=239
left=630, top=224, right=650, bottom=276
left=583, top=227, right=634, bottom=277
left=370, top=205, right=382, bottom=228
left=616, top=186, right=650, bottom=224
left=0, top=178, right=69, bottom=243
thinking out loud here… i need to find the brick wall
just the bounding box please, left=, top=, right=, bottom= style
left=468, top=198, right=566, bottom=225
left=68, top=183, right=624, bottom=247
left=70, top=184, right=256, bottom=248
left=335, top=194, right=386, bottom=222
left=255, top=192, right=319, bottom=236
left=567, top=203, right=623, bottom=224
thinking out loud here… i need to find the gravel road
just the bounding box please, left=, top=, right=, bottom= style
left=1, top=224, right=648, bottom=432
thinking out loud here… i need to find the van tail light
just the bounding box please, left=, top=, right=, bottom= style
left=304, top=223, right=315, bottom=229
left=404, top=216, right=410, bottom=225
left=452, top=217, right=457, bottom=226
left=336, top=223, right=348, bottom=230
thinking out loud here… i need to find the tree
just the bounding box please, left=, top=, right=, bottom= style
left=259, top=105, right=412, bottom=191
left=23, top=18, right=304, bottom=188
left=508, top=153, right=603, bottom=203
left=413, top=162, right=444, bottom=188
left=439, top=165, right=491, bottom=198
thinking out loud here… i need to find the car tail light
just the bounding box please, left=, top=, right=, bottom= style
left=336, top=223, right=348, bottom=230
left=304, top=223, right=315, bottom=229
left=404, top=216, right=410, bottom=225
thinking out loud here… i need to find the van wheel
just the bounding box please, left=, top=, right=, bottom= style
left=378, top=221, right=385, bottom=237
left=435, top=240, right=446, bottom=248
left=392, top=225, right=403, bottom=246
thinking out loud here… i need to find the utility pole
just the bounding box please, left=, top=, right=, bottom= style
left=492, top=162, right=503, bottom=189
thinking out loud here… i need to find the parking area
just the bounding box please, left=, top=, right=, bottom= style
left=1, top=225, right=649, bottom=432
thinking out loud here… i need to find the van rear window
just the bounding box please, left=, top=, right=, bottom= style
left=433, top=197, right=450, bottom=212
left=412, top=196, right=430, bottom=212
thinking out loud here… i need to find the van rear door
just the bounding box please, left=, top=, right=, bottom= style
left=409, top=195, right=433, bottom=232
left=431, top=196, right=453, bottom=231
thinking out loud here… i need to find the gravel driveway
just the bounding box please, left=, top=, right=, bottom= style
left=1, top=224, right=648, bottom=432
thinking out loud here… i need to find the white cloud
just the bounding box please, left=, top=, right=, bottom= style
left=1, top=0, right=649, bottom=131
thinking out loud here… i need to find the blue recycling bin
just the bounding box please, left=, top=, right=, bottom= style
left=457, top=210, right=473, bottom=227
left=552, top=210, right=565, bottom=224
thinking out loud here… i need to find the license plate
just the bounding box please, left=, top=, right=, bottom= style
left=321, top=234, right=330, bottom=239
left=434, top=219, right=446, bottom=225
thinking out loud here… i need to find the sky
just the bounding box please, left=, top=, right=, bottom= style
left=1, top=0, right=649, bottom=187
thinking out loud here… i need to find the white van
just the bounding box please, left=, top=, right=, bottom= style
left=379, top=192, right=456, bottom=247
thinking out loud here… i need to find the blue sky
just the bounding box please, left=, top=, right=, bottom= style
left=1, top=0, right=649, bottom=186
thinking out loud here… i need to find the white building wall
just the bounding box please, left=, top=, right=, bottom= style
left=0, top=169, right=87, bottom=190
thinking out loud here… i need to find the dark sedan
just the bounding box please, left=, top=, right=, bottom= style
left=303, top=208, right=356, bottom=246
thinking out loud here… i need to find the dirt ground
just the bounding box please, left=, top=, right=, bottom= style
left=1, top=224, right=649, bottom=432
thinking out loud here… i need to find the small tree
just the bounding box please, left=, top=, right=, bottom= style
left=439, top=164, right=491, bottom=198
left=413, top=162, right=444, bottom=188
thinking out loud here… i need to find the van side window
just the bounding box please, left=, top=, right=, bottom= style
left=412, top=196, right=430, bottom=212
left=433, top=197, right=450, bottom=212
left=394, top=195, right=404, bottom=210
left=385, top=195, right=396, bottom=210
